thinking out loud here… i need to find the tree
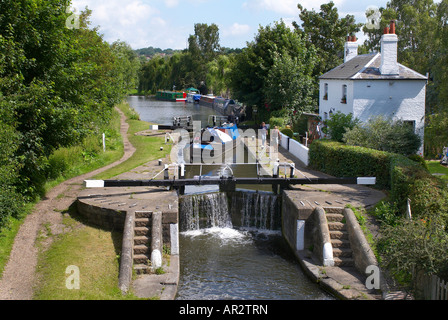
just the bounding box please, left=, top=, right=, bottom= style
left=263, top=52, right=316, bottom=123
left=0, top=1, right=137, bottom=198
left=294, top=2, right=362, bottom=77
left=206, top=54, right=234, bottom=97
left=229, top=20, right=318, bottom=121
left=362, top=0, right=438, bottom=77
left=188, top=23, right=221, bottom=92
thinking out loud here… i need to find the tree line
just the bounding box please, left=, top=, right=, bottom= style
left=137, top=0, right=448, bottom=156
left=0, top=1, right=140, bottom=227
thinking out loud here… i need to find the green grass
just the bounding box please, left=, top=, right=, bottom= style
left=93, top=102, right=171, bottom=180
left=33, top=102, right=172, bottom=300
left=33, top=213, right=140, bottom=300
left=44, top=107, right=124, bottom=192
left=426, top=160, right=448, bottom=182
left=0, top=205, right=33, bottom=276
left=0, top=109, right=124, bottom=279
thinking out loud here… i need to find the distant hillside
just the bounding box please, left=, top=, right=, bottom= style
left=134, top=46, right=181, bottom=57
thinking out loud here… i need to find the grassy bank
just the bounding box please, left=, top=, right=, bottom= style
left=0, top=107, right=124, bottom=278
left=33, top=102, right=171, bottom=300
left=426, top=160, right=448, bottom=182
left=33, top=211, right=138, bottom=300
left=93, top=102, right=171, bottom=180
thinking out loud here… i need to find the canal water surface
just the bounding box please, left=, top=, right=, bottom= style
left=127, top=96, right=333, bottom=300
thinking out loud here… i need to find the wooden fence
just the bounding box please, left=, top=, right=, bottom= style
left=431, top=276, right=448, bottom=300
left=421, top=274, right=448, bottom=300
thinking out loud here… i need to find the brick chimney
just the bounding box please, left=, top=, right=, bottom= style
left=380, top=21, right=399, bottom=75
left=344, top=35, right=358, bottom=63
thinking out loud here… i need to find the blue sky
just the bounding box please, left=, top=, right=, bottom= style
left=71, top=0, right=390, bottom=50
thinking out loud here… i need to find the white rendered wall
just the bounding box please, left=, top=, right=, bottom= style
left=352, top=80, right=426, bottom=155
left=319, top=80, right=354, bottom=121
left=319, top=79, right=426, bottom=155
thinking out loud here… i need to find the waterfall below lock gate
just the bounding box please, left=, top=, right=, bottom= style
left=178, top=191, right=280, bottom=232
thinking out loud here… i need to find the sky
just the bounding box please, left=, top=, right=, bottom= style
left=70, top=0, right=390, bottom=50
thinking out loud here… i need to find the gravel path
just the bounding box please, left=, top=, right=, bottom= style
left=0, top=107, right=135, bottom=300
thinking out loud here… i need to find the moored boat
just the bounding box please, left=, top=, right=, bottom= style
left=198, top=94, right=216, bottom=108
left=156, top=90, right=187, bottom=102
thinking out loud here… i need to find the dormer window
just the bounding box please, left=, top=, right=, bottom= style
left=323, top=83, right=328, bottom=100
left=341, top=84, right=347, bottom=104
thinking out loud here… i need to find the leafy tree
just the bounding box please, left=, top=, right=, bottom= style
left=229, top=20, right=318, bottom=121
left=263, top=51, right=316, bottom=123
left=362, top=0, right=438, bottom=76
left=0, top=1, right=138, bottom=199
left=206, top=54, right=234, bottom=97
left=294, top=2, right=362, bottom=76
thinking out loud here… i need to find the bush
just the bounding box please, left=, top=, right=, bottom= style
left=344, top=116, right=421, bottom=156
left=309, top=140, right=393, bottom=189
left=323, top=112, right=359, bottom=142
left=268, top=117, right=285, bottom=128
left=280, top=128, right=294, bottom=138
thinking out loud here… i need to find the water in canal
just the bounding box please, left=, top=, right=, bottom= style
left=127, top=96, right=333, bottom=300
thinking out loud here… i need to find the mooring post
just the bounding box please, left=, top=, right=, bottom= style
left=290, top=163, right=295, bottom=178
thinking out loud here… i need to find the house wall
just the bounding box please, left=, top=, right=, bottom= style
left=319, top=79, right=354, bottom=121
left=319, top=79, right=426, bottom=155
left=352, top=80, right=426, bottom=155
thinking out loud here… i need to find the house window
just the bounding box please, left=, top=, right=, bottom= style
left=323, top=83, right=328, bottom=100
left=404, top=120, right=416, bottom=133
left=341, top=85, right=347, bottom=104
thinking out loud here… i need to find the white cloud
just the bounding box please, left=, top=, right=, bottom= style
left=71, top=0, right=182, bottom=49
left=223, top=23, right=251, bottom=37
left=164, top=0, right=179, bottom=8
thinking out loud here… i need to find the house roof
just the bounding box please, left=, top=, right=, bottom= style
left=320, top=53, right=427, bottom=81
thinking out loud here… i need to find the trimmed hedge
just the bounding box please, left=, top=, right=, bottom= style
left=309, top=140, right=433, bottom=211
left=309, top=140, right=393, bottom=189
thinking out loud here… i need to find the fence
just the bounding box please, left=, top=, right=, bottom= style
left=430, top=275, right=448, bottom=300
left=279, top=133, right=309, bottom=166
left=420, top=274, right=448, bottom=300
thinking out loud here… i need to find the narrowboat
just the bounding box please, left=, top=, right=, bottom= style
left=198, top=94, right=216, bottom=108
left=156, top=90, right=187, bottom=102
left=186, top=88, right=200, bottom=103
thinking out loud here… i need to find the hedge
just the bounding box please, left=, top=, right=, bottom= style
left=309, top=140, right=393, bottom=190
left=309, top=140, right=434, bottom=212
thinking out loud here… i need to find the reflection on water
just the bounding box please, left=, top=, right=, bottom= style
left=127, top=96, right=216, bottom=126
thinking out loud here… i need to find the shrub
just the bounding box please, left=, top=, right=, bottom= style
left=344, top=116, right=421, bottom=156
left=378, top=217, right=448, bottom=289
left=280, top=128, right=294, bottom=138
left=309, top=140, right=392, bottom=189
left=323, top=111, right=359, bottom=142
left=268, top=117, right=285, bottom=128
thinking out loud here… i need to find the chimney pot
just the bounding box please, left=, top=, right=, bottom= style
left=390, top=20, right=396, bottom=34
left=384, top=26, right=390, bottom=34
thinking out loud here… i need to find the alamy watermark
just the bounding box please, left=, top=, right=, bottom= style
left=66, top=6, right=80, bottom=30
left=365, top=6, right=382, bottom=31
left=66, top=265, right=80, bottom=290
left=169, top=121, right=280, bottom=165
left=365, top=265, right=381, bottom=290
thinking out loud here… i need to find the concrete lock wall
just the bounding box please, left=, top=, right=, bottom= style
left=281, top=190, right=314, bottom=253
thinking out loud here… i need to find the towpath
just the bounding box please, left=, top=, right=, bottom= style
left=0, top=106, right=136, bottom=300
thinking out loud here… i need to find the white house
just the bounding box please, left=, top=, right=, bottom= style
left=319, top=21, right=427, bottom=155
